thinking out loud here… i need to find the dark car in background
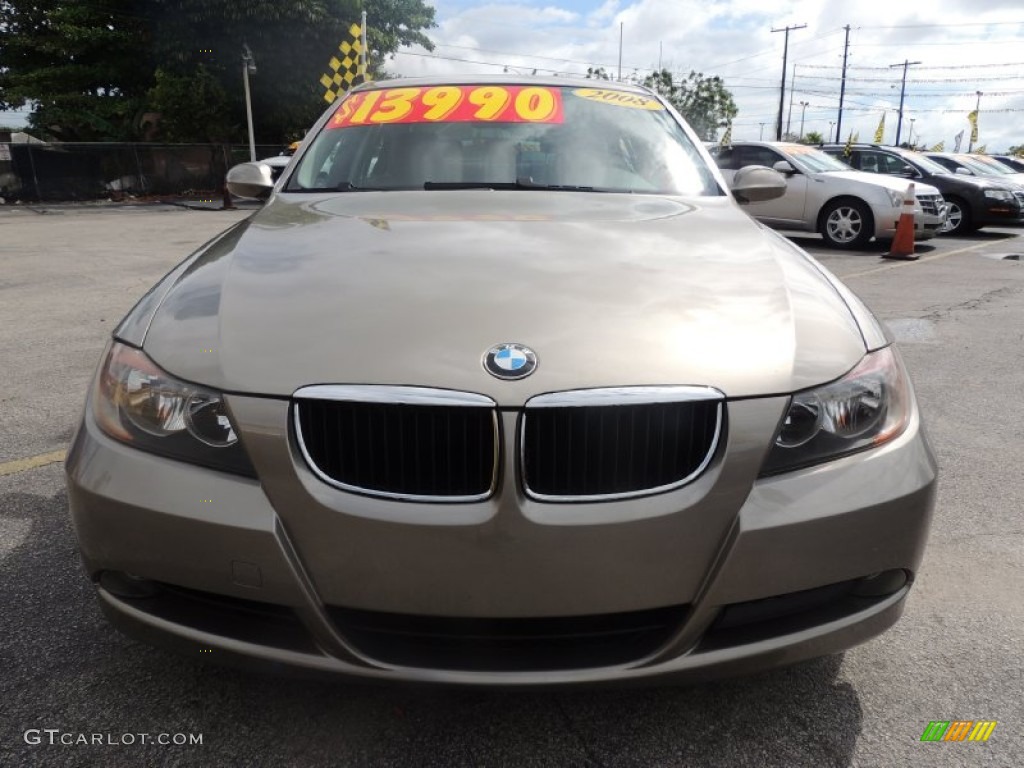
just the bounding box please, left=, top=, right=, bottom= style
left=992, top=155, right=1024, bottom=173
left=824, top=144, right=1024, bottom=235
left=924, top=152, right=1024, bottom=188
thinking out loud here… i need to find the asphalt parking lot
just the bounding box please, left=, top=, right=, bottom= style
left=1, top=205, right=1022, bottom=767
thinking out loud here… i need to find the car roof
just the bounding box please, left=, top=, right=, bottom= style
left=349, top=74, right=656, bottom=96
left=822, top=143, right=913, bottom=154
left=723, top=141, right=812, bottom=152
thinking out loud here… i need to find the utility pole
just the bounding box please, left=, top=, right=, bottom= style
left=836, top=25, right=850, bottom=141
left=968, top=90, right=982, bottom=152
left=785, top=65, right=797, bottom=137
left=242, top=44, right=257, bottom=162
left=772, top=23, right=806, bottom=141
left=889, top=59, right=921, bottom=146
left=799, top=101, right=810, bottom=139
left=617, top=23, right=623, bottom=81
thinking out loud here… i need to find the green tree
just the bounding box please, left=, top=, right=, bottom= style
left=0, top=1, right=152, bottom=140
left=801, top=130, right=823, bottom=145
left=1008, top=144, right=1024, bottom=157
left=0, top=0, right=437, bottom=142
left=585, top=67, right=611, bottom=80
left=642, top=68, right=737, bottom=141
left=146, top=66, right=235, bottom=142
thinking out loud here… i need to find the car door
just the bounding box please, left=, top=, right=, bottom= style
left=860, top=150, right=917, bottom=179
left=733, top=145, right=810, bottom=228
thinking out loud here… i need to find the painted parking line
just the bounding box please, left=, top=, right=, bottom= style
left=840, top=240, right=1006, bottom=280
left=0, top=450, right=67, bottom=477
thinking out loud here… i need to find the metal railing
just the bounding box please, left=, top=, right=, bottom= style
left=0, top=142, right=283, bottom=202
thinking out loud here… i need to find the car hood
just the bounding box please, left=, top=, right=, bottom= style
left=140, top=192, right=869, bottom=402
left=819, top=170, right=941, bottom=197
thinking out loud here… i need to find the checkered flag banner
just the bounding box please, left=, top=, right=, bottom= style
left=719, top=122, right=732, bottom=147
left=320, top=22, right=368, bottom=103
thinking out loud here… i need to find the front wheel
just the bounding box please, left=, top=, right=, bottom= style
left=940, top=196, right=972, bottom=235
left=820, top=199, right=874, bottom=249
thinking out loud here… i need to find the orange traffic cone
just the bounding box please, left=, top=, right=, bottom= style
left=883, top=183, right=918, bottom=260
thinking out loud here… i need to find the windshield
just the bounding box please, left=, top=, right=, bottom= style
left=959, top=154, right=1012, bottom=175
left=286, top=84, right=722, bottom=196
left=954, top=155, right=1007, bottom=176
left=782, top=145, right=854, bottom=173
left=903, top=152, right=951, bottom=175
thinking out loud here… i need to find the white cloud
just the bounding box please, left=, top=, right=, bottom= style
left=390, top=0, right=1024, bottom=151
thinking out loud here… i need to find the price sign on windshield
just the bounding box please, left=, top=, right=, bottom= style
left=328, top=85, right=565, bottom=129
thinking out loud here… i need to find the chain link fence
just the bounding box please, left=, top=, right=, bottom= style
left=0, top=142, right=283, bottom=202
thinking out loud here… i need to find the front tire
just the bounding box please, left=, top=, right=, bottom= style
left=820, top=199, right=874, bottom=250
left=940, top=196, right=972, bottom=236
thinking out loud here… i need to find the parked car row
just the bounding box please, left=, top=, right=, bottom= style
left=711, top=142, right=947, bottom=249
left=822, top=144, right=1024, bottom=236
left=710, top=141, right=1024, bottom=246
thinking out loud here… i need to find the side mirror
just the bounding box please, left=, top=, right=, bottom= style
left=955, top=167, right=972, bottom=176
left=772, top=160, right=797, bottom=175
left=900, top=165, right=918, bottom=178
left=226, top=162, right=275, bottom=200
left=731, top=165, right=788, bottom=204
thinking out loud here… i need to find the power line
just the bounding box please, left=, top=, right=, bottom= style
left=858, top=20, right=1024, bottom=28
left=798, top=61, right=1024, bottom=70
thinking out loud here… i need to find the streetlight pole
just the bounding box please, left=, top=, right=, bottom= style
left=798, top=101, right=809, bottom=140
left=828, top=120, right=836, bottom=142
left=908, top=118, right=916, bottom=148
left=242, top=45, right=257, bottom=162
left=968, top=90, right=982, bottom=152
left=759, top=122, right=766, bottom=140
left=889, top=59, right=921, bottom=146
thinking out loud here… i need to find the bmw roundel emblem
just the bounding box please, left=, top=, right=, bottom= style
left=483, top=343, right=537, bottom=380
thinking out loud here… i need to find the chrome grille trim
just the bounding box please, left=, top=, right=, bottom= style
left=916, top=194, right=942, bottom=215
left=293, top=384, right=495, bottom=408
left=293, top=385, right=499, bottom=503
left=521, top=386, right=724, bottom=502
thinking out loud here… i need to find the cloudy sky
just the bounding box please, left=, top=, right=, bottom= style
left=386, top=0, right=1024, bottom=151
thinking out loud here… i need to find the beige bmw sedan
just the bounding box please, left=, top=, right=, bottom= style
left=65, top=77, right=936, bottom=686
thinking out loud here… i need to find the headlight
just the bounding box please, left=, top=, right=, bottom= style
left=92, top=342, right=256, bottom=476
left=983, top=189, right=1013, bottom=201
left=886, top=189, right=904, bottom=208
left=760, top=346, right=911, bottom=476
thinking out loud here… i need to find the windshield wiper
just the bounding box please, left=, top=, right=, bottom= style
left=423, top=179, right=631, bottom=193
left=294, top=181, right=386, bottom=192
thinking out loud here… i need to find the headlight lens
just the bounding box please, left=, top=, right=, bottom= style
left=983, top=189, right=1013, bottom=201
left=92, top=342, right=256, bottom=476
left=760, top=346, right=911, bottom=476
left=886, top=189, right=904, bottom=208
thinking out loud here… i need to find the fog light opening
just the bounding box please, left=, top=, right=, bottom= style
left=851, top=569, right=909, bottom=598
left=99, top=570, right=162, bottom=599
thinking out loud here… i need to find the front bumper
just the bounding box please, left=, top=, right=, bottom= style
left=66, top=392, right=937, bottom=686
left=871, top=204, right=945, bottom=241
left=975, top=201, right=1024, bottom=227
